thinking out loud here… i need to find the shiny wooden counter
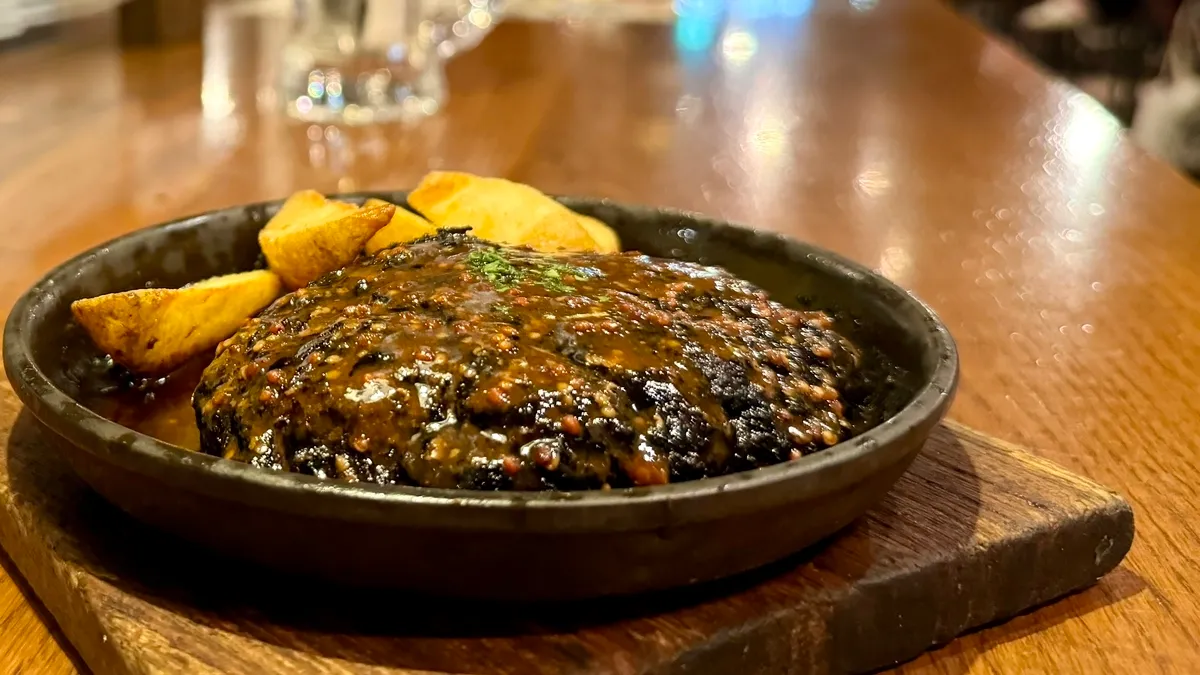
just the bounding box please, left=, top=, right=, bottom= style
left=1, top=1, right=1197, bottom=672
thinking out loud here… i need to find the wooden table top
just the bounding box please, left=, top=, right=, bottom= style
left=1, top=0, right=1197, bottom=672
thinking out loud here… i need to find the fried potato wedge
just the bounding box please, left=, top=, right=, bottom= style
left=363, top=198, right=437, bottom=254
left=259, top=191, right=395, bottom=289
left=269, top=189, right=358, bottom=227
left=408, top=171, right=615, bottom=253
left=577, top=215, right=620, bottom=254
left=70, top=270, right=282, bottom=376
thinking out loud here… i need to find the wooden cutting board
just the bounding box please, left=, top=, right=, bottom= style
left=0, top=385, right=1133, bottom=675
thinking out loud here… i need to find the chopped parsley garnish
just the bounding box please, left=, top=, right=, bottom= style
left=467, top=249, right=525, bottom=291
left=536, top=263, right=578, bottom=294
left=467, top=248, right=599, bottom=294
left=492, top=302, right=515, bottom=320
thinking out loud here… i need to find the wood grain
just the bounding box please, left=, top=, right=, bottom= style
left=0, top=377, right=1132, bottom=674
left=0, top=0, right=1191, bottom=671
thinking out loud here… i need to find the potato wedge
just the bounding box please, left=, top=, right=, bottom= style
left=363, top=198, right=437, bottom=254
left=267, top=189, right=357, bottom=228
left=407, top=172, right=605, bottom=253
left=259, top=191, right=395, bottom=289
left=577, top=215, right=620, bottom=254
left=70, top=270, right=282, bottom=376
left=363, top=197, right=397, bottom=210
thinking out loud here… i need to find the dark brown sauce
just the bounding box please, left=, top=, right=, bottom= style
left=82, top=357, right=207, bottom=451
left=189, top=234, right=868, bottom=490
left=78, top=233, right=904, bottom=491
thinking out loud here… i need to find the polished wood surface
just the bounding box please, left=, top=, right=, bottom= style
left=0, top=0, right=1197, bottom=671
left=0, top=405, right=1134, bottom=674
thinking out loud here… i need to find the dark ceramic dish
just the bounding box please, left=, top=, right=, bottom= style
left=4, top=194, right=957, bottom=600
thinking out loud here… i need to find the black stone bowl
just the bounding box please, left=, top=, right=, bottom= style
left=3, top=195, right=957, bottom=600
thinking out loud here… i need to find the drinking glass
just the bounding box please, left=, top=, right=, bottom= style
left=280, top=0, right=502, bottom=124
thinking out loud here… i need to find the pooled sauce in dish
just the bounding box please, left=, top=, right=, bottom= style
left=86, top=357, right=206, bottom=451
left=87, top=231, right=898, bottom=491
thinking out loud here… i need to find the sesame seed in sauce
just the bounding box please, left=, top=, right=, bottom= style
left=560, top=415, right=583, bottom=436
left=502, top=456, right=521, bottom=476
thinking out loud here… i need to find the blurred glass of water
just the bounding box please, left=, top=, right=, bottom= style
left=281, top=0, right=501, bottom=124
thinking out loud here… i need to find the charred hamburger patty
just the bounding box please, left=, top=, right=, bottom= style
left=193, top=230, right=874, bottom=490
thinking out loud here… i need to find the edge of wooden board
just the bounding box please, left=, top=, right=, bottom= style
left=663, top=421, right=1135, bottom=673
left=0, top=406, right=1134, bottom=675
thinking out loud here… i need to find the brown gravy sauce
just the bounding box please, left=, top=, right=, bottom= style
left=83, top=357, right=207, bottom=451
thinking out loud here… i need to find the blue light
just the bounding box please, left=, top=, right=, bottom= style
left=674, top=12, right=721, bottom=52
left=782, top=0, right=815, bottom=16
left=673, top=0, right=725, bottom=19
left=741, top=0, right=773, bottom=19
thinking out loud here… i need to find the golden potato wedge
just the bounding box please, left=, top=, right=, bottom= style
left=259, top=191, right=395, bottom=289
left=363, top=197, right=398, bottom=211
left=268, top=189, right=357, bottom=227
left=70, top=270, right=282, bottom=376
left=363, top=198, right=437, bottom=254
left=577, top=215, right=620, bottom=254
left=407, top=172, right=605, bottom=253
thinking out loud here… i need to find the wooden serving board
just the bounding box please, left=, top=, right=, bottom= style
left=0, top=385, right=1133, bottom=675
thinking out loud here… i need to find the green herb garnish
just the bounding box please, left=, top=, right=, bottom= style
left=467, top=249, right=525, bottom=292
left=492, top=302, right=515, bottom=320
left=536, top=263, right=578, bottom=293
left=467, top=248, right=599, bottom=294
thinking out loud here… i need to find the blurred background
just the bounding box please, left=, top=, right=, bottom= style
left=956, top=0, right=1199, bottom=177
left=0, top=0, right=120, bottom=41
left=2, top=0, right=1198, bottom=178
left=956, top=0, right=1169, bottom=125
